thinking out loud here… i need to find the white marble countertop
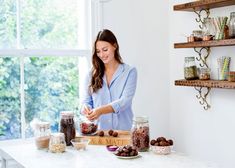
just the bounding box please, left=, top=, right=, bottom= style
left=0, top=139, right=218, bottom=168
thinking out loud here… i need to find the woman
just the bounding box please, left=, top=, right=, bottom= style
left=81, top=29, right=137, bottom=130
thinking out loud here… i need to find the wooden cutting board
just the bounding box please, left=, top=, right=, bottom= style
left=78, top=130, right=131, bottom=146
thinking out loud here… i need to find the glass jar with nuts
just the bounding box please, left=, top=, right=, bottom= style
left=49, top=133, right=66, bottom=153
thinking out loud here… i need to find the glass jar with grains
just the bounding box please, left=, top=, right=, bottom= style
left=131, top=116, right=150, bottom=152
left=34, top=121, right=50, bottom=150
left=49, top=133, right=66, bottom=153
left=184, top=57, right=198, bottom=80
left=60, top=111, right=76, bottom=146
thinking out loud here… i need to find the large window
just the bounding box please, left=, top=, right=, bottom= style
left=0, top=0, right=92, bottom=140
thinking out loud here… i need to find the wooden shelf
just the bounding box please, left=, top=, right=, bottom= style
left=175, top=79, right=235, bottom=89
left=174, top=39, right=235, bottom=48
left=173, top=0, right=235, bottom=11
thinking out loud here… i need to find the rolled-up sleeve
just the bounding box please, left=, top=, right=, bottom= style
left=110, top=67, right=137, bottom=114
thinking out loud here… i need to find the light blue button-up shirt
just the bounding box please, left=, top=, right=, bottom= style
left=81, top=63, right=137, bottom=130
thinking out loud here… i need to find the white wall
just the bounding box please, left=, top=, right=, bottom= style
left=169, top=1, right=235, bottom=168
left=102, top=0, right=235, bottom=167
left=101, top=0, right=170, bottom=138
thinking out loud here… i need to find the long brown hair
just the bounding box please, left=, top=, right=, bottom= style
left=90, top=29, right=123, bottom=93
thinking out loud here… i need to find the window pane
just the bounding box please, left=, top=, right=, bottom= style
left=24, top=56, right=80, bottom=138
left=0, top=57, right=21, bottom=140
left=21, top=0, right=79, bottom=49
left=0, top=0, right=17, bottom=49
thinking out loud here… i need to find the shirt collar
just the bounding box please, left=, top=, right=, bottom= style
left=102, top=63, right=124, bottom=87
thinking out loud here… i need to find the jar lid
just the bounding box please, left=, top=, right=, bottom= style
left=60, top=111, right=74, bottom=117
left=193, top=30, right=203, bottom=34
left=230, top=12, right=235, bottom=16
left=185, top=57, right=195, bottom=61
left=35, top=121, right=50, bottom=129
left=133, top=116, right=148, bottom=123
left=51, top=132, right=65, bottom=138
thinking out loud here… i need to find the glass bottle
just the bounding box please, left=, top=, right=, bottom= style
left=49, top=133, right=66, bottom=153
left=184, top=57, right=198, bottom=80
left=34, top=121, right=50, bottom=150
left=60, top=111, right=76, bottom=146
left=228, top=12, right=235, bottom=38
left=131, top=116, right=150, bottom=152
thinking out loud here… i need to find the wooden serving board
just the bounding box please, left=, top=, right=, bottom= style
left=77, top=130, right=131, bottom=146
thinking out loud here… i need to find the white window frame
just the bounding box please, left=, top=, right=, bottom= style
left=0, top=0, right=112, bottom=139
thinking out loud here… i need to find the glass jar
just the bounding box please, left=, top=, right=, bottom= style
left=193, top=30, right=203, bottom=41
left=131, top=116, right=150, bottom=152
left=184, top=57, right=198, bottom=80
left=198, top=68, right=210, bottom=80
left=228, top=12, right=235, bottom=38
left=79, top=115, right=98, bottom=135
left=60, top=111, right=76, bottom=146
left=49, top=133, right=66, bottom=153
left=34, top=121, right=50, bottom=150
left=202, top=18, right=215, bottom=36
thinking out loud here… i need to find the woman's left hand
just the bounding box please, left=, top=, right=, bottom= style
left=86, top=109, right=102, bottom=121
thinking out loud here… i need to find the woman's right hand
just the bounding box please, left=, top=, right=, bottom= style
left=81, top=105, right=92, bottom=115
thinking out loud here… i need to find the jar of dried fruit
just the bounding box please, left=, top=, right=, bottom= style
left=60, top=111, right=76, bottom=146
left=34, top=121, right=50, bottom=150
left=131, top=116, right=150, bottom=152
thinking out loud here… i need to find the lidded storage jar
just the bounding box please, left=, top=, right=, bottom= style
left=49, top=133, right=66, bottom=153
left=34, top=121, right=50, bottom=150
left=228, top=12, right=235, bottom=38
left=184, top=57, right=198, bottom=80
left=131, top=116, right=150, bottom=152
left=79, top=115, right=98, bottom=135
left=60, top=111, right=76, bottom=146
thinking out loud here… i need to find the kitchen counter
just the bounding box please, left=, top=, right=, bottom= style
left=0, top=139, right=218, bottom=168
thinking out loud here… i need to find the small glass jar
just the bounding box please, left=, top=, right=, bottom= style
left=34, top=122, right=50, bottom=150
left=228, top=12, right=235, bottom=38
left=49, top=133, right=66, bottom=153
left=131, top=116, right=150, bottom=152
left=184, top=57, right=198, bottom=80
left=198, top=68, right=210, bottom=80
left=193, top=30, right=203, bottom=41
left=79, top=115, right=98, bottom=135
left=60, top=111, right=76, bottom=146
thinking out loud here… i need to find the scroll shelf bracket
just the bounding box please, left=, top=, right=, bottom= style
left=194, top=87, right=211, bottom=110
left=194, top=47, right=211, bottom=68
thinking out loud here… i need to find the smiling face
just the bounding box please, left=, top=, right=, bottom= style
left=96, top=41, right=117, bottom=64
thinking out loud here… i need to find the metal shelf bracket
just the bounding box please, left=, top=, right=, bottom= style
left=194, top=87, right=211, bottom=110
left=194, top=47, right=211, bottom=68
left=194, top=8, right=210, bottom=29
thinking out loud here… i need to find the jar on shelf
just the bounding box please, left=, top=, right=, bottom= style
left=198, top=68, right=211, bottom=80
left=184, top=57, right=198, bottom=80
left=131, top=116, right=150, bottom=152
left=60, top=111, right=76, bottom=146
left=34, top=121, right=50, bottom=150
left=202, top=18, right=215, bottom=41
left=49, top=133, right=66, bottom=153
left=193, top=30, right=203, bottom=41
left=228, top=12, right=235, bottom=38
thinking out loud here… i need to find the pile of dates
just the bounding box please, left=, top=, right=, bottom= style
left=80, top=122, right=97, bottom=135
left=115, top=145, right=138, bottom=157
left=150, top=137, right=173, bottom=146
